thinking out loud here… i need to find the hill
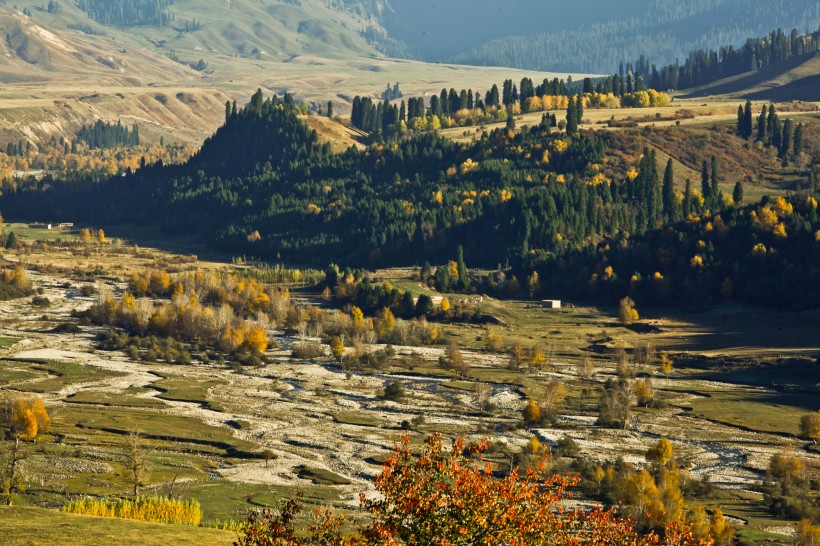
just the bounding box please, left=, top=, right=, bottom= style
left=2, top=90, right=818, bottom=309
left=385, top=0, right=820, bottom=74
left=0, top=2, right=579, bottom=148
left=0, top=6, right=196, bottom=84
left=682, top=52, right=820, bottom=101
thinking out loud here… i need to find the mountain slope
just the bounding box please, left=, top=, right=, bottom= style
left=681, top=52, right=820, bottom=101
left=0, top=7, right=196, bottom=84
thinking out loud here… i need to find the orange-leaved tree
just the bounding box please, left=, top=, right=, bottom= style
left=235, top=433, right=713, bottom=546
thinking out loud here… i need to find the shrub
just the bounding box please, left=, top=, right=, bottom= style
left=381, top=380, right=405, bottom=402
left=290, top=341, right=326, bottom=359
left=62, top=495, right=202, bottom=526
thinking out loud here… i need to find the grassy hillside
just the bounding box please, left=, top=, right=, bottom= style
left=0, top=506, right=234, bottom=546
left=682, top=52, right=820, bottom=101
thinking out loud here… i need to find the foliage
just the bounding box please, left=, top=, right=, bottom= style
left=77, top=120, right=140, bottom=150
left=0, top=267, right=34, bottom=301
left=234, top=433, right=714, bottom=545
left=1, top=396, right=50, bottom=505
left=62, top=495, right=202, bottom=526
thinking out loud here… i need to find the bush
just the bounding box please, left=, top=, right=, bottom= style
left=291, top=341, right=326, bottom=359
left=381, top=380, right=405, bottom=402
left=62, top=495, right=202, bottom=526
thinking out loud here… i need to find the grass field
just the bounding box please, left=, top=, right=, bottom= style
left=0, top=506, right=235, bottom=546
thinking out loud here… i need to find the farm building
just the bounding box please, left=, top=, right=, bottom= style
left=542, top=299, right=562, bottom=309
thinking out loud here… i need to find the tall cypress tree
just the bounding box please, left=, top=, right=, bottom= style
left=576, top=94, right=584, bottom=127
left=456, top=245, right=469, bottom=291
left=662, top=158, right=677, bottom=221
left=710, top=156, right=720, bottom=205
left=701, top=160, right=710, bottom=200
left=732, top=181, right=744, bottom=205
left=767, top=104, right=777, bottom=140
left=683, top=178, right=692, bottom=217
left=793, top=123, right=804, bottom=156
left=757, top=104, right=767, bottom=142
left=566, top=97, right=577, bottom=136
left=743, top=100, right=753, bottom=139
left=780, top=118, right=793, bottom=158
left=736, top=105, right=745, bottom=137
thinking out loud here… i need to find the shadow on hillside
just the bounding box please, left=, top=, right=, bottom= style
left=680, top=51, right=819, bottom=100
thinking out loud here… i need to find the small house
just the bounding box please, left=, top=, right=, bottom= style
left=542, top=299, right=561, bottom=309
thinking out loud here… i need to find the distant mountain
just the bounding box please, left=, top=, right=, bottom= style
left=378, top=0, right=820, bottom=73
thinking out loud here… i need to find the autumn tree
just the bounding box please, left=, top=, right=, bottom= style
left=245, top=325, right=269, bottom=354
left=330, top=336, right=345, bottom=363
left=636, top=378, right=655, bottom=407
left=541, top=381, right=566, bottom=422
left=235, top=433, right=714, bottom=546
left=522, top=399, right=542, bottom=425
left=527, top=271, right=541, bottom=297
left=440, top=341, right=469, bottom=377
left=659, top=352, right=674, bottom=376
left=799, top=411, right=820, bottom=444
left=0, top=396, right=50, bottom=505
left=577, top=354, right=595, bottom=380
left=483, top=327, right=504, bottom=351
left=126, top=431, right=146, bottom=497
left=796, top=519, right=820, bottom=546
left=619, top=296, right=639, bottom=325
left=598, top=380, right=633, bottom=429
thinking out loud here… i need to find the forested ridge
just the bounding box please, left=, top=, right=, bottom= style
left=437, top=0, right=819, bottom=74
left=1, top=89, right=818, bottom=310
left=76, top=0, right=177, bottom=27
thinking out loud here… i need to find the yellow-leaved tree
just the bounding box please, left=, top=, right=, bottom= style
left=1, top=396, right=50, bottom=505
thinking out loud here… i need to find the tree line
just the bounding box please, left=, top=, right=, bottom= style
left=76, top=0, right=177, bottom=27
left=1, top=89, right=817, bottom=311
left=77, top=120, right=140, bottom=150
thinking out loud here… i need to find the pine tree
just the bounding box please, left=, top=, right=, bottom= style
left=732, top=181, right=744, bottom=205
left=780, top=118, right=793, bottom=158
left=736, top=105, right=745, bottom=137
left=767, top=104, right=777, bottom=142
left=757, top=104, right=767, bottom=142
left=327, top=101, right=333, bottom=118
left=710, top=156, right=720, bottom=206
left=456, top=245, right=470, bottom=291
left=701, top=160, right=710, bottom=200
left=743, top=100, right=753, bottom=139
left=662, top=159, right=677, bottom=221
left=566, top=97, right=577, bottom=136
left=793, top=123, right=804, bottom=156
left=576, top=94, right=584, bottom=127
left=683, top=179, right=692, bottom=217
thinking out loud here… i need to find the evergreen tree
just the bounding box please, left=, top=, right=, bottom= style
left=225, top=101, right=231, bottom=125
left=732, top=181, right=744, bottom=205
left=682, top=178, right=692, bottom=217
left=736, top=105, right=745, bottom=136
left=767, top=104, right=777, bottom=141
left=710, top=156, right=720, bottom=206
left=793, top=123, right=804, bottom=156
left=662, top=159, right=677, bottom=221
left=701, top=160, right=710, bottom=200
left=327, top=101, right=333, bottom=118
left=757, top=104, right=767, bottom=142
left=576, top=94, right=584, bottom=127
left=780, top=118, right=793, bottom=158
left=566, top=97, right=578, bottom=136
left=456, top=245, right=470, bottom=291
left=743, top=100, right=753, bottom=139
